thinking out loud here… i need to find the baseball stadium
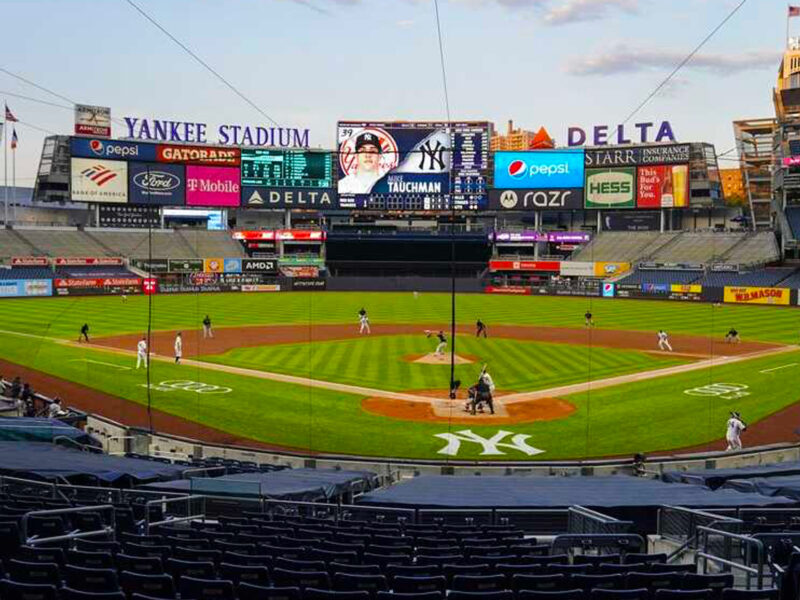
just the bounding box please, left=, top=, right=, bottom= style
left=1, top=2, right=800, bottom=599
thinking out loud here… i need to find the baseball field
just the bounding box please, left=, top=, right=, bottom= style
left=1, top=291, right=799, bottom=461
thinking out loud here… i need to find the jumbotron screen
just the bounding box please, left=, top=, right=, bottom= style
left=241, top=149, right=333, bottom=189
left=336, top=121, right=490, bottom=211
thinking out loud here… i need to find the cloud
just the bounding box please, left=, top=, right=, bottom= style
left=543, top=0, right=637, bottom=25
left=286, top=0, right=358, bottom=13
left=396, top=19, right=415, bottom=26
left=566, top=45, right=780, bottom=76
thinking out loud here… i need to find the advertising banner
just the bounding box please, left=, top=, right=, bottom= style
left=336, top=121, right=489, bottom=211
left=11, top=257, right=49, bottom=266
left=167, top=258, right=204, bottom=273
left=601, top=212, right=660, bottom=231
left=70, top=158, right=128, bottom=203
left=54, top=278, right=141, bottom=296
left=291, top=278, right=326, bottom=290
left=203, top=258, right=224, bottom=273
left=186, top=166, right=241, bottom=206
left=485, top=286, right=531, bottom=295
left=671, top=284, right=702, bottom=294
left=74, top=105, right=112, bottom=138
left=55, top=257, right=123, bottom=266
left=724, top=286, right=790, bottom=305
left=157, top=144, right=240, bottom=166
left=131, top=258, right=169, bottom=273
left=584, top=144, right=691, bottom=167
left=98, top=205, right=160, bottom=228
left=784, top=156, right=800, bottom=167
left=143, top=278, right=158, bottom=295
left=560, top=262, right=595, bottom=277
left=489, top=260, right=560, bottom=272
left=281, top=265, right=319, bottom=278
left=241, top=284, right=281, bottom=292
left=241, top=187, right=338, bottom=209
left=637, top=164, right=689, bottom=208
left=584, top=167, right=636, bottom=209
left=488, top=188, right=584, bottom=211
left=0, top=279, right=52, bottom=298
left=593, top=261, right=630, bottom=277
left=70, top=137, right=156, bottom=161
left=602, top=283, right=615, bottom=298
left=223, top=258, right=242, bottom=273
left=242, top=258, right=278, bottom=274
left=128, top=162, right=185, bottom=205
left=494, top=150, right=585, bottom=189
left=279, top=257, right=326, bottom=267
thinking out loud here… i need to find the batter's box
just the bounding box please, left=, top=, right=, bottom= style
left=431, top=398, right=510, bottom=419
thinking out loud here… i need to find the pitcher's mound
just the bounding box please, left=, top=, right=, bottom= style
left=408, top=353, right=475, bottom=365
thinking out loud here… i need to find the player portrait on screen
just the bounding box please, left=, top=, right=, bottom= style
left=338, top=128, right=399, bottom=194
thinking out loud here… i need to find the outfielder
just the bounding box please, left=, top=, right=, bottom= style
left=136, top=337, right=148, bottom=369
left=476, top=319, right=488, bottom=338
left=725, top=328, right=741, bottom=344
left=726, top=411, right=747, bottom=451
left=174, top=332, right=183, bottom=365
left=657, top=329, right=673, bottom=352
left=78, top=323, right=90, bottom=343
left=584, top=310, right=594, bottom=327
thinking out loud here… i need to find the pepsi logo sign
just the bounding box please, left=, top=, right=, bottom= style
left=133, top=171, right=181, bottom=192
left=90, top=140, right=104, bottom=155
left=508, top=160, right=527, bottom=179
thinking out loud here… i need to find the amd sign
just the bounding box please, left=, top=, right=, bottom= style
left=242, top=259, right=277, bottom=274
left=488, top=188, right=584, bottom=211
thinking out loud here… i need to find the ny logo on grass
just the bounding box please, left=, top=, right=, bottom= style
left=435, top=430, right=544, bottom=457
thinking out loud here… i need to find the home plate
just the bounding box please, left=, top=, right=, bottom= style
left=413, top=353, right=474, bottom=365
left=431, top=398, right=510, bottom=418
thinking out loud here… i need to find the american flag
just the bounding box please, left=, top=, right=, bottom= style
left=790, top=5, right=800, bottom=17
left=4, top=104, right=17, bottom=122
left=10, top=129, right=17, bottom=150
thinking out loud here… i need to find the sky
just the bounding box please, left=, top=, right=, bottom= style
left=0, top=0, right=790, bottom=186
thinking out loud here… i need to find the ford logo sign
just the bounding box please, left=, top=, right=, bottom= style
left=133, top=171, right=180, bottom=191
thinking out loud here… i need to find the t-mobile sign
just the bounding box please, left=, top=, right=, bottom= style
left=186, top=166, right=241, bottom=206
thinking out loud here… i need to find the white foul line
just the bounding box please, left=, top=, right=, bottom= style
left=759, top=363, right=798, bottom=374
left=68, top=359, right=132, bottom=371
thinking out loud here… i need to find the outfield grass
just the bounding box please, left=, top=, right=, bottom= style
left=0, top=292, right=799, bottom=343
left=201, top=335, right=688, bottom=392
left=0, top=292, right=798, bottom=460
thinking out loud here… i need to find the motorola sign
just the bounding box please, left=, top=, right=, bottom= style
left=241, top=259, right=277, bottom=274
left=488, top=188, right=584, bottom=210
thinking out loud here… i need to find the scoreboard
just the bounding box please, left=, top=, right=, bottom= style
left=241, top=149, right=333, bottom=189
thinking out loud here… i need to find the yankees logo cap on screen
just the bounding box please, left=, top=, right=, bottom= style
left=356, top=132, right=382, bottom=152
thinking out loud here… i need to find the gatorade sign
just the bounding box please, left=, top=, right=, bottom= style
left=584, top=167, right=635, bottom=209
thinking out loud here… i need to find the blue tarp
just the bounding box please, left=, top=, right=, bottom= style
left=139, top=468, right=376, bottom=502
left=0, top=417, right=99, bottom=447
left=0, top=442, right=187, bottom=485
left=662, top=462, right=800, bottom=490
left=357, top=476, right=795, bottom=510
left=721, top=475, right=800, bottom=501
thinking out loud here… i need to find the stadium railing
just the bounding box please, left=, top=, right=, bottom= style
left=21, top=504, right=115, bottom=546
left=144, top=495, right=205, bottom=534
left=697, top=525, right=767, bottom=589
left=568, top=505, right=634, bottom=535
left=552, top=533, right=646, bottom=556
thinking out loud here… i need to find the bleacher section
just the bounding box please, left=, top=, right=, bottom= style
left=0, top=267, right=52, bottom=280
left=570, top=232, right=678, bottom=262
left=647, top=232, right=746, bottom=264
left=723, top=232, right=780, bottom=265
left=3, top=229, right=245, bottom=259
left=696, top=268, right=797, bottom=288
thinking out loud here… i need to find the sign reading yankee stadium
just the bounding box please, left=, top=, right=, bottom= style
left=123, top=116, right=310, bottom=148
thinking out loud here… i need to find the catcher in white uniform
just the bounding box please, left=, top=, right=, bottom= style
left=136, top=337, right=148, bottom=369
left=657, top=329, right=673, bottom=352
left=726, top=411, right=747, bottom=451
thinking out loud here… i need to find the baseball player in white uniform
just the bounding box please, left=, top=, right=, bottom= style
left=657, top=329, right=673, bottom=352
left=174, top=332, right=183, bottom=365
left=726, top=411, right=747, bottom=451
left=358, top=308, right=371, bottom=335
left=136, top=337, right=148, bottom=369
left=339, top=133, right=384, bottom=194
left=481, top=366, right=495, bottom=395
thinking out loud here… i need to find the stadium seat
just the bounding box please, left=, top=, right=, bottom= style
left=0, top=579, right=59, bottom=600
left=64, top=566, right=120, bottom=593
left=570, top=574, right=625, bottom=591
left=116, top=554, right=163, bottom=575
left=164, top=559, right=216, bottom=583
left=7, top=559, right=60, bottom=585
left=272, top=568, right=331, bottom=590
left=19, top=546, right=65, bottom=566
left=67, top=549, right=115, bottom=570
left=624, top=553, right=667, bottom=564
left=0, top=523, right=21, bottom=559
left=376, top=593, right=443, bottom=600
left=681, top=574, right=734, bottom=595
left=75, top=540, right=121, bottom=555
left=512, top=574, right=570, bottom=593
left=447, top=592, right=514, bottom=600
left=218, top=563, right=270, bottom=587
left=332, top=573, right=389, bottom=596
left=386, top=565, right=442, bottom=579
left=329, top=563, right=382, bottom=576
left=236, top=583, right=300, bottom=600
left=61, top=588, right=127, bottom=600
left=122, top=544, right=171, bottom=562
left=390, top=575, right=447, bottom=594
left=219, top=552, right=271, bottom=568
left=650, top=564, right=695, bottom=574
left=655, top=591, right=713, bottom=600
left=120, top=572, right=176, bottom=599
left=275, top=558, right=327, bottom=573
left=71, top=512, right=106, bottom=532
left=178, top=576, right=235, bottom=600
left=450, top=574, right=507, bottom=593
left=596, top=563, right=649, bottom=574
left=303, top=590, right=371, bottom=600
left=591, top=590, right=651, bottom=600
left=574, top=555, right=622, bottom=566
left=516, top=591, right=585, bottom=600
left=26, top=515, right=66, bottom=540
left=172, top=547, right=220, bottom=565
left=131, top=594, right=177, bottom=600
left=625, top=572, right=682, bottom=590
left=720, top=589, right=779, bottom=600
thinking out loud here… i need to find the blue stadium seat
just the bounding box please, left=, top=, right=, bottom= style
left=303, top=590, right=370, bottom=600
left=66, top=550, right=115, bottom=570
left=570, top=574, right=625, bottom=591
left=64, top=566, right=120, bottom=593
left=650, top=564, right=696, bottom=574
left=236, top=583, right=300, bottom=600
left=574, top=555, right=622, bottom=567
left=0, top=523, right=20, bottom=559
left=624, top=553, right=667, bottom=564
left=447, top=592, right=514, bottom=600
left=61, top=588, right=126, bottom=600
left=120, top=572, right=176, bottom=599
left=720, top=589, right=779, bottom=600
left=376, top=593, right=443, bottom=600
left=516, top=591, right=585, bottom=600
left=0, top=579, right=59, bottom=600
left=178, top=576, right=235, bottom=600
left=390, top=575, right=447, bottom=594
left=682, top=574, right=734, bottom=597
left=329, top=563, right=381, bottom=576
left=512, top=574, right=570, bottom=593
left=272, top=568, right=331, bottom=590
left=275, top=558, right=327, bottom=573
left=591, top=589, right=650, bottom=600
left=218, top=563, right=270, bottom=587
left=655, top=591, right=713, bottom=600
left=19, top=546, right=65, bottom=566
left=332, top=573, right=389, bottom=596
left=75, top=540, right=121, bottom=555
left=115, top=554, right=163, bottom=575
left=451, top=574, right=507, bottom=593
left=164, top=559, right=215, bottom=583
left=625, top=572, right=682, bottom=590
left=7, top=560, right=60, bottom=586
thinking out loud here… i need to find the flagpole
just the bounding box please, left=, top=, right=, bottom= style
left=788, top=6, right=791, bottom=49
left=3, top=104, right=7, bottom=226
left=11, top=132, right=15, bottom=226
